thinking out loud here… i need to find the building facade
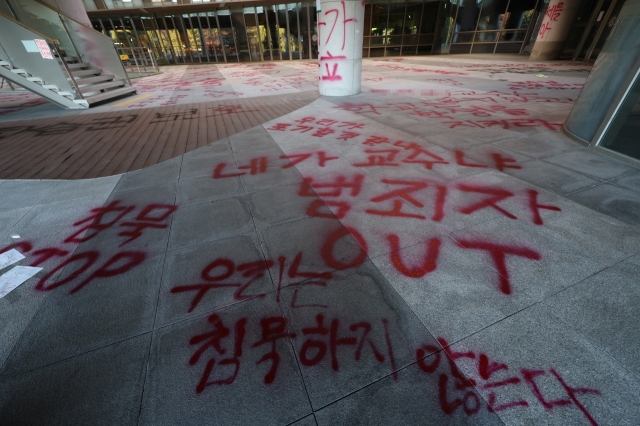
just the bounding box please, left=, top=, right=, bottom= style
left=82, top=0, right=551, bottom=64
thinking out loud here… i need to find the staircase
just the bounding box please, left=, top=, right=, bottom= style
left=0, top=51, right=136, bottom=110
left=58, top=51, right=136, bottom=106
left=0, top=59, right=83, bottom=109
left=0, top=3, right=137, bottom=110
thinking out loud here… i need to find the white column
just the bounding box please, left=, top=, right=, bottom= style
left=317, top=0, right=365, bottom=96
left=529, top=0, right=581, bottom=61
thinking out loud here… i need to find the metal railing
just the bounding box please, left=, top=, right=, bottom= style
left=0, top=11, right=85, bottom=108
left=116, top=47, right=159, bottom=75
left=5, top=0, right=132, bottom=87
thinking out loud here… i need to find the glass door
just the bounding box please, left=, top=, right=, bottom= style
left=599, top=71, right=640, bottom=160
left=572, top=0, right=622, bottom=61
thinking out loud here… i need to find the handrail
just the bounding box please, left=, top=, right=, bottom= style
left=0, top=11, right=61, bottom=44
left=51, top=42, right=83, bottom=99
left=32, top=0, right=115, bottom=43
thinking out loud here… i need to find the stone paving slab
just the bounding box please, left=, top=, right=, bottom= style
left=449, top=303, right=640, bottom=425
left=140, top=293, right=311, bottom=426
left=1, top=56, right=639, bottom=425
left=0, top=334, right=150, bottom=425
left=543, top=258, right=640, bottom=377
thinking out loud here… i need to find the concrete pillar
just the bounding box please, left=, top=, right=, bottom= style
left=317, top=0, right=365, bottom=96
left=529, top=0, right=581, bottom=61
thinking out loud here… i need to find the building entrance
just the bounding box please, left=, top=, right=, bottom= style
left=561, top=0, right=625, bottom=61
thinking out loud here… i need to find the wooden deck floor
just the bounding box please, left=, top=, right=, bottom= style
left=0, top=91, right=319, bottom=180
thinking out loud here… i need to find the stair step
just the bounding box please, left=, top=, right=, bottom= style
left=11, top=69, right=27, bottom=75
left=69, top=68, right=102, bottom=77
left=27, top=77, right=43, bottom=83
left=75, top=74, right=114, bottom=85
left=65, top=62, right=91, bottom=70
left=80, top=80, right=125, bottom=94
left=85, top=86, right=137, bottom=106
left=43, top=85, right=59, bottom=90
left=0, top=61, right=11, bottom=67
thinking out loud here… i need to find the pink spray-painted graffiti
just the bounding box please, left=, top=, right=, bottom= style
left=539, top=2, right=564, bottom=39
left=318, top=0, right=363, bottom=83
left=417, top=338, right=601, bottom=424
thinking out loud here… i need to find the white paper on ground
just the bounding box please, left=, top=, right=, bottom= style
left=0, top=266, right=42, bottom=299
left=0, top=249, right=25, bottom=271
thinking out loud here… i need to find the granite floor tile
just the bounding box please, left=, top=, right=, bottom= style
left=37, top=175, right=120, bottom=204
left=289, top=414, right=318, bottom=426
left=114, top=156, right=182, bottom=192
left=259, top=216, right=369, bottom=288
left=180, top=144, right=233, bottom=180
left=247, top=183, right=321, bottom=229
left=176, top=173, right=244, bottom=206
left=449, top=304, right=640, bottom=425
left=156, top=232, right=273, bottom=327
left=0, top=334, right=150, bottom=426
left=139, top=293, right=311, bottom=426
left=449, top=215, right=609, bottom=300
left=543, top=260, right=640, bottom=377
left=494, top=131, right=580, bottom=159
left=543, top=149, right=636, bottom=181
left=567, top=183, right=640, bottom=227
left=169, top=196, right=254, bottom=250
left=0, top=207, right=31, bottom=238
left=371, top=233, right=538, bottom=343
left=0, top=252, right=165, bottom=375
left=314, top=358, right=503, bottom=425
left=278, top=260, right=438, bottom=409
left=229, top=126, right=280, bottom=153
left=0, top=180, right=59, bottom=211
left=502, top=158, right=599, bottom=195
left=610, top=171, right=640, bottom=194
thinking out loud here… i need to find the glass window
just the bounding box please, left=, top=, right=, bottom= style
left=244, top=7, right=264, bottom=61
left=434, top=0, right=457, bottom=52
left=475, top=0, right=509, bottom=42
left=452, top=0, right=482, bottom=43
left=387, top=0, right=406, bottom=42
left=370, top=0, right=389, bottom=46
left=230, top=5, right=250, bottom=61
left=153, top=16, right=174, bottom=63
left=265, top=5, right=282, bottom=60
left=309, top=1, right=318, bottom=59
left=299, top=2, right=312, bottom=60
left=404, top=0, right=422, bottom=35
left=600, top=75, right=640, bottom=160
left=421, top=0, right=440, bottom=34
left=287, top=3, right=301, bottom=60
left=217, top=9, right=239, bottom=62
left=198, top=12, right=220, bottom=62
left=255, top=6, right=272, bottom=61
left=186, top=14, right=204, bottom=62
left=276, top=4, right=292, bottom=60
left=164, top=15, right=192, bottom=62
left=208, top=12, right=228, bottom=63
